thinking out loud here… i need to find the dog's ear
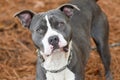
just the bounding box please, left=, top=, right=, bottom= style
left=58, top=4, right=80, bottom=18
left=14, top=10, right=36, bottom=28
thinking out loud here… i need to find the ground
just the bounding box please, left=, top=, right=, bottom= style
left=0, top=0, right=120, bottom=80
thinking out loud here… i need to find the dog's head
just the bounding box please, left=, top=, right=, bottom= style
left=15, top=4, right=80, bottom=56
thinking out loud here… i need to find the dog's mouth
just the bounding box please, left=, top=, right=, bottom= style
left=45, top=44, right=69, bottom=57
left=52, top=44, right=68, bottom=53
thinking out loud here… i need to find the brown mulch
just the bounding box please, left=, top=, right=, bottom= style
left=0, top=0, right=120, bottom=80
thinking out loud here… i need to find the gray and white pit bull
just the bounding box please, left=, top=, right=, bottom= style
left=15, top=0, right=113, bottom=80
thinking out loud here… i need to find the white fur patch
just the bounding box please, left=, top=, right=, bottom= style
left=42, top=41, right=75, bottom=80
left=44, top=50, right=75, bottom=80
left=41, top=15, right=67, bottom=55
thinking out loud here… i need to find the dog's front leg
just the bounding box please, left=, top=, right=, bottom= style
left=71, top=64, right=85, bottom=80
left=36, top=58, right=46, bottom=80
left=74, top=73, right=85, bottom=80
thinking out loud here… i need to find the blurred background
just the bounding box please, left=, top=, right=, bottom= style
left=0, top=0, right=120, bottom=80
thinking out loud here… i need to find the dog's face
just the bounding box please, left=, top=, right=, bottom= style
left=15, top=4, right=79, bottom=56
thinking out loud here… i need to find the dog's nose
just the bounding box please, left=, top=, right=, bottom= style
left=48, top=35, right=59, bottom=46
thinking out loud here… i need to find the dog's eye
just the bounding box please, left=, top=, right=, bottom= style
left=36, top=28, right=45, bottom=34
left=58, top=22, right=64, bottom=26
left=57, top=22, right=65, bottom=30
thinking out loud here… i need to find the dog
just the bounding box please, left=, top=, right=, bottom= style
left=14, top=0, right=113, bottom=80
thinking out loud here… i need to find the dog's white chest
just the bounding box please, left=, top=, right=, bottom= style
left=46, top=68, right=75, bottom=80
